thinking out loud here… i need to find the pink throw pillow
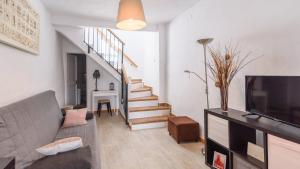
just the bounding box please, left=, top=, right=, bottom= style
left=62, top=108, right=87, bottom=128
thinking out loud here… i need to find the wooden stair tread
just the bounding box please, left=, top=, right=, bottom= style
left=130, top=81, right=143, bottom=84
left=130, top=115, right=170, bottom=125
left=128, top=95, right=158, bottom=102
left=131, top=86, right=152, bottom=93
left=129, top=105, right=170, bottom=112
left=131, top=79, right=142, bottom=83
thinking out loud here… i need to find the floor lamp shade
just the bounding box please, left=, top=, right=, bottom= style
left=117, top=0, right=147, bottom=31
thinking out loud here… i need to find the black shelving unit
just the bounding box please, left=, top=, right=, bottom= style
left=206, top=138, right=231, bottom=169
left=205, top=110, right=267, bottom=169
left=204, top=108, right=300, bottom=169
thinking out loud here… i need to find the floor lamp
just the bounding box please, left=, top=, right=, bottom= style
left=197, top=38, right=213, bottom=109
left=184, top=38, right=213, bottom=155
left=184, top=38, right=213, bottom=109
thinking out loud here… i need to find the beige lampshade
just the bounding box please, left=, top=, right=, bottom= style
left=116, top=0, right=147, bottom=31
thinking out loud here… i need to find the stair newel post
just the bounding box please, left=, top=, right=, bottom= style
left=125, top=82, right=129, bottom=125
left=121, top=42, right=129, bottom=125
left=121, top=72, right=124, bottom=104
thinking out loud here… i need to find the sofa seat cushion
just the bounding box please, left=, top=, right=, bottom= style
left=25, top=146, right=92, bottom=169
left=55, top=118, right=100, bottom=169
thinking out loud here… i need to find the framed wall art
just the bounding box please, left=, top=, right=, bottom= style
left=0, top=0, right=40, bottom=54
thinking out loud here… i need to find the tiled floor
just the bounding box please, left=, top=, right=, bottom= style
left=97, top=113, right=209, bottom=169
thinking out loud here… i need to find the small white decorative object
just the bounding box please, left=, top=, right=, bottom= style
left=0, top=0, right=40, bottom=54
left=247, top=142, right=265, bottom=162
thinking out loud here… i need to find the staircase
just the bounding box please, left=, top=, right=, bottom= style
left=56, top=25, right=172, bottom=130
left=84, top=27, right=124, bottom=74
left=127, top=78, right=172, bottom=130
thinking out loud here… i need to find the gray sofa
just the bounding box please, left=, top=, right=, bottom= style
left=0, top=91, right=100, bottom=169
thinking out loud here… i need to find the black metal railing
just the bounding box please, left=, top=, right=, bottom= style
left=84, top=27, right=124, bottom=74
left=84, top=27, right=128, bottom=125
left=122, top=72, right=129, bottom=125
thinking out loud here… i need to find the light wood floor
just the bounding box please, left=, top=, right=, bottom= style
left=97, top=113, right=209, bottom=169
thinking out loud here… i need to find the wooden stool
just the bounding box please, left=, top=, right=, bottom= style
left=97, top=99, right=112, bottom=117
left=168, top=116, right=200, bottom=144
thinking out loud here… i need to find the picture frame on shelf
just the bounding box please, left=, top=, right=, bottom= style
left=213, top=151, right=227, bottom=169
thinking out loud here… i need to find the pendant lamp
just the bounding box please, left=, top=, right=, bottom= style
left=116, top=0, right=147, bottom=31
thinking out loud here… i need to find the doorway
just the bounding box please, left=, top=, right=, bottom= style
left=67, top=54, right=87, bottom=107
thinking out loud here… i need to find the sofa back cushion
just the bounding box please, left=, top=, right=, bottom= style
left=0, top=91, right=63, bottom=169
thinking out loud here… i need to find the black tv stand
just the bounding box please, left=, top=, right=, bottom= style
left=204, top=108, right=300, bottom=169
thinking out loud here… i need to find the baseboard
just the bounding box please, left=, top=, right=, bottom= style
left=93, top=109, right=120, bottom=114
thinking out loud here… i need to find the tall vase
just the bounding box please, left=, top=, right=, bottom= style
left=220, top=85, right=229, bottom=112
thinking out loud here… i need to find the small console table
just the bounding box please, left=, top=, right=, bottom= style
left=92, top=90, right=119, bottom=115
left=205, top=108, right=300, bottom=169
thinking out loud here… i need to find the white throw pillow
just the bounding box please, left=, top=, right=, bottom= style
left=36, top=137, right=83, bottom=156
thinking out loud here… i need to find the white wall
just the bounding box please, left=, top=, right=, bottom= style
left=87, top=57, right=120, bottom=111
left=113, top=30, right=160, bottom=96
left=167, top=0, right=300, bottom=138
left=0, top=0, right=65, bottom=107
left=158, top=24, right=168, bottom=102
left=61, top=38, right=120, bottom=111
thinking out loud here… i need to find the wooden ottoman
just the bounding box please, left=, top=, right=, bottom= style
left=168, top=116, right=200, bottom=144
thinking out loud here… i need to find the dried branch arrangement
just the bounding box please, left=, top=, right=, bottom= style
left=208, top=44, right=258, bottom=111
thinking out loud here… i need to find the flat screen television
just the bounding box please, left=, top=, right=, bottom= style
left=246, top=76, right=300, bottom=127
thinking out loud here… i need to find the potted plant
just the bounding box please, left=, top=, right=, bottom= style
left=208, top=44, right=258, bottom=112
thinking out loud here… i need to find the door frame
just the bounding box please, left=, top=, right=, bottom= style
left=66, top=53, right=87, bottom=106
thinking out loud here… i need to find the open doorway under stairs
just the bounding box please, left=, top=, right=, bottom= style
left=66, top=53, right=87, bottom=108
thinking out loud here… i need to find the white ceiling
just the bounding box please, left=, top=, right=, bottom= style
left=41, top=0, right=200, bottom=24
